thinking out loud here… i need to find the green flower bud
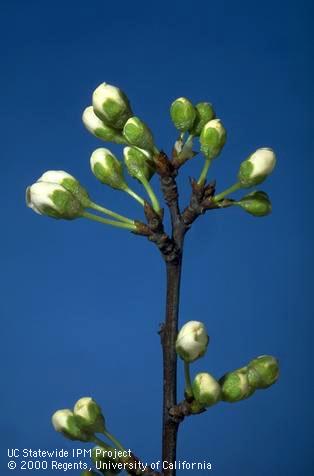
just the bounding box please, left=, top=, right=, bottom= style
left=26, top=181, right=84, bottom=220
left=248, top=355, right=279, bottom=389
left=82, top=107, right=126, bottom=144
left=236, top=191, right=272, bottom=217
left=37, top=170, right=90, bottom=207
left=73, top=397, right=106, bottom=434
left=192, top=372, right=221, bottom=408
left=175, top=321, right=209, bottom=363
left=123, top=117, right=155, bottom=151
left=220, top=367, right=254, bottom=403
left=190, top=102, right=215, bottom=136
left=200, top=119, right=226, bottom=159
left=170, top=97, right=196, bottom=132
left=90, top=148, right=128, bottom=191
left=51, top=409, right=90, bottom=441
left=92, top=83, right=132, bottom=129
left=238, top=148, right=276, bottom=188
left=123, top=146, right=154, bottom=182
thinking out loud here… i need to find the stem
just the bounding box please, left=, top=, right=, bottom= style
left=102, top=429, right=127, bottom=452
left=89, top=201, right=134, bottom=224
left=161, top=258, right=183, bottom=476
left=213, top=182, right=242, bottom=202
left=92, top=436, right=111, bottom=451
left=140, top=175, right=161, bottom=214
left=124, top=187, right=145, bottom=206
left=197, top=157, right=212, bottom=185
left=184, top=361, right=193, bottom=398
left=82, top=211, right=136, bottom=231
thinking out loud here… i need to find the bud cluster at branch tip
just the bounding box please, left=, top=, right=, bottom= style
left=176, top=321, right=209, bottom=363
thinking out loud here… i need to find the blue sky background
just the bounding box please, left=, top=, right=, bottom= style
left=1, top=0, right=313, bottom=474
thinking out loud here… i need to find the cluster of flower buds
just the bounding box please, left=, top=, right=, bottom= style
left=83, top=82, right=158, bottom=155
left=170, top=96, right=224, bottom=163
left=219, top=355, right=279, bottom=403
left=52, top=397, right=105, bottom=442
left=26, top=171, right=89, bottom=220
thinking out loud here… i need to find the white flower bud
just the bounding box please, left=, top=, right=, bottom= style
left=26, top=181, right=84, bottom=220
left=92, top=83, right=132, bottom=129
left=192, top=372, right=221, bottom=407
left=238, top=148, right=276, bottom=188
left=73, top=397, right=105, bottom=433
left=37, top=170, right=90, bottom=206
left=175, top=321, right=209, bottom=363
left=82, top=106, right=126, bottom=144
left=90, top=148, right=128, bottom=190
left=52, top=409, right=90, bottom=441
left=200, top=119, right=226, bottom=159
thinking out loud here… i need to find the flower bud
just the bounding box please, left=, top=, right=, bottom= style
left=192, top=372, right=221, bottom=407
left=82, top=107, right=126, bottom=144
left=236, top=191, right=272, bottom=217
left=220, top=368, right=254, bottom=403
left=73, top=397, right=106, bottom=434
left=123, top=117, right=154, bottom=151
left=92, top=83, right=132, bottom=129
left=190, top=102, right=215, bottom=136
left=238, top=148, right=276, bottom=188
left=170, top=97, right=196, bottom=132
left=248, top=355, right=279, bottom=389
left=175, top=321, right=209, bottom=363
left=52, top=409, right=90, bottom=441
left=26, top=182, right=84, bottom=220
left=37, top=170, right=90, bottom=207
left=90, top=148, right=128, bottom=191
left=123, top=146, right=154, bottom=182
left=200, top=119, right=226, bottom=159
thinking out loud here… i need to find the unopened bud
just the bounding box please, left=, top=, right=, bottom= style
left=51, top=409, right=90, bottom=441
left=175, top=321, right=209, bottom=363
left=92, top=83, right=132, bottom=129
left=37, top=170, right=90, bottom=207
left=170, top=97, right=196, bottom=132
left=82, top=107, right=126, bottom=144
left=73, top=397, right=105, bottom=434
left=123, top=117, right=154, bottom=151
left=190, top=102, right=215, bottom=136
left=90, top=148, right=128, bottom=191
left=200, top=119, right=226, bottom=159
left=192, top=372, right=221, bottom=407
left=220, top=368, right=254, bottom=403
left=123, top=146, right=154, bottom=182
left=238, top=148, right=276, bottom=188
left=236, top=191, right=272, bottom=217
left=26, top=181, right=84, bottom=220
left=248, top=355, right=279, bottom=389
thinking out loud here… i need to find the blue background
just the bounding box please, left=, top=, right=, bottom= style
left=1, top=0, right=313, bottom=474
